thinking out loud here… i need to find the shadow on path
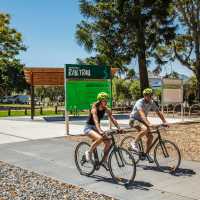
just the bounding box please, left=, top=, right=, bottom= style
left=140, top=165, right=196, bottom=177
left=171, top=168, right=196, bottom=177
left=89, top=174, right=153, bottom=190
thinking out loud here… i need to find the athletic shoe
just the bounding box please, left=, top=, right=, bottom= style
left=130, top=141, right=139, bottom=152
left=85, top=150, right=91, bottom=162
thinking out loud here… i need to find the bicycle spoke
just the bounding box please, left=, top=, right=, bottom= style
left=109, top=148, right=136, bottom=184
left=120, top=136, right=140, bottom=164
left=154, top=140, right=181, bottom=172
left=74, top=142, right=95, bottom=176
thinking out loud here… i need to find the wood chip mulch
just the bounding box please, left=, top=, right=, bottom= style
left=64, top=121, right=200, bottom=162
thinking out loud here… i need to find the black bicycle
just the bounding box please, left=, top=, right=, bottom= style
left=120, top=124, right=181, bottom=173
left=74, top=129, right=136, bottom=185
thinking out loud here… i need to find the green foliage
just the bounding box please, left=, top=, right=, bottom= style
left=0, top=13, right=27, bottom=96
left=183, top=76, right=197, bottom=104
left=172, top=0, right=200, bottom=100
left=126, top=68, right=135, bottom=80
left=112, top=77, right=124, bottom=103
left=112, top=77, right=140, bottom=105
left=184, top=76, right=197, bottom=96
left=163, top=71, right=179, bottom=79
left=153, top=88, right=161, bottom=101
left=76, top=0, right=176, bottom=94
left=130, top=80, right=141, bottom=100
left=35, top=86, right=64, bottom=103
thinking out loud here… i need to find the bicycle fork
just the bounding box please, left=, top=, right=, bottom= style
left=160, top=141, right=169, bottom=158
left=114, top=148, right=125, bottom=167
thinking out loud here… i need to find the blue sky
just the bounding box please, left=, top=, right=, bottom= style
left=0, top=0, right=193, bottom=76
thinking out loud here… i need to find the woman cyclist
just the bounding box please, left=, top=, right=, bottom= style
left=84, top=92, right=120, bottom=167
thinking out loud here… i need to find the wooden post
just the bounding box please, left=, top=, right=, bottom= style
left=8, top=108, right=11, bottom=116
left=30, top=72, right=35, bottom=120
left=65, top=74, right=69, bottom=135
left=55, top=106, right=58, bottom=114
left=40, top=107, right=43, bottom=115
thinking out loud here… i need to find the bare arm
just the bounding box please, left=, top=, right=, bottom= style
left=138, top=109, right=151, bottom=127
left=106, top=108, right=120, bottom=129
left=156, top=110, right=167, bottom=124
left=91, top=108, right=103, bottom=134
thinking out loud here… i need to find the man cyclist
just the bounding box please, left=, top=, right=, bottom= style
left=84, top=92, right=120, bottom=168
left=129, top=88, right=169, bottom=163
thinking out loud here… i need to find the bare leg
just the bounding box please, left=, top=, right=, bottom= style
left=145, top=132, right=153, bottom=154
left=87, top=130, right=103, bottom=153
left=144, top=132, right=154, bottom=163
left=102, top=138, right=111, bottom=161
left=134, top=126, right=148, bottom=143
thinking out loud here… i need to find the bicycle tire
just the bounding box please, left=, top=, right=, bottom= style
left=154, top=140, right=181, bottom=173
left=74, top=142, right=95, bottom=176
left=108, top=147, right=136, bottom=185
left=120, top=136, right=140, bottom=164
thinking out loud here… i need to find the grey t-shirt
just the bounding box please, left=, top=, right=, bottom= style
left=130, top=98, right=159, bottom=121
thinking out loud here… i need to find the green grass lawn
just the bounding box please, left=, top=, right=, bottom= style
left=0, top=103, right=30, bottom=108
left=0, top=109, right=64, bottom=117
left=0, top=103, right=89, bottom=117
left=0, top=108, right=88, bottom=117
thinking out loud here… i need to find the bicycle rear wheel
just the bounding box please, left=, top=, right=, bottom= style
left=154, top=140, right=181, bottom=173
left=108, top=147, right=136, bottom=185
left=120, top=136, right=140, bottom=164
left=74, top=142, right=95, bottom=176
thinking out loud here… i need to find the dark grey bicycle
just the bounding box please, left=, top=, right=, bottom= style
left=120, top=124, right=181, bottom=173
left=74, top=129, right=136, bottom=185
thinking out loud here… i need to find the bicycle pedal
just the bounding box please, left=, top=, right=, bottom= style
left=139, top=156, right=146, bottom=161
left=138, top=152, right=146, bottom=160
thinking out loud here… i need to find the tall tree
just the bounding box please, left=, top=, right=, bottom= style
left=0, top=13, right=26, bottom=96
left=173, top=0, right=200, bottom=101
left=76, top=0, right=176, bottom=95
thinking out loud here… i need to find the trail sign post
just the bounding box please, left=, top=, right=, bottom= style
left=64, top=64, right=112, bottom=135
left=162, top=78, right=184, bottom=120
left=162, top=78, right=183, bottom=104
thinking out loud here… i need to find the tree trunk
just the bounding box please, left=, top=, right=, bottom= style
left=134, top=0, right=149, bottom=97
left=137, top=20, right=149, bottom=96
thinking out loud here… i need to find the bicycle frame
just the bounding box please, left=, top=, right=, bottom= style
left=138, top=128, right=168, bottom=156
left=93, top=131, right=124, bottom=170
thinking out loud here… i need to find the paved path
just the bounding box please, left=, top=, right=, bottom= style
left=0, top=115, right=194, bottom=144
left=0, top=137, right=199, bottom=200
left=0, top=116, right=199, bottom=199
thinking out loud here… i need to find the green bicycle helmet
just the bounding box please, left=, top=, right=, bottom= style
left=143, top=88, right=153, bottom=96
left=97, top=92, right=109, bottom=101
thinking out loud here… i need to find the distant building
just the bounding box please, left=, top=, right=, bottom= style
left=135, top=70, right=189, bottom=88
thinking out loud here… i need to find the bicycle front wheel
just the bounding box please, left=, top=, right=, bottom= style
left=154, top=140, right=181, bottom=173
left=120, top=136, right=140, bottom=164
left=74, top=142, right=95, bottom=176
left=108, top=147, right=136, bottom=185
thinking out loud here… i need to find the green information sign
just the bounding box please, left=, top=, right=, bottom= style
left=65, top=64, right=110, bottom=79
left=65, top=80, right=111, bottom=110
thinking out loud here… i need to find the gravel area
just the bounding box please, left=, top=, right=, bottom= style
left=0, top=161, right=115, bottom=200
left=65, top=121, right=200, bottom=161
